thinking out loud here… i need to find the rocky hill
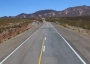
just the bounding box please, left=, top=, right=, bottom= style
left=60, top=5, right=90, bottom=17
left=1, top=5, right=90, bottom=18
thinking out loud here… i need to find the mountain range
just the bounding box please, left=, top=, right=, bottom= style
left=1, top=5, right=90, bottom=18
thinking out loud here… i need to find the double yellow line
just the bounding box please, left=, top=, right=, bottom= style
left=38, top=38, right=45, bottom=64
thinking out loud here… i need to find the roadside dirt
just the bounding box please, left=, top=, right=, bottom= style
left=52, top=23, right=90, bottom=64
left=0, top=23, right=32, bottom=43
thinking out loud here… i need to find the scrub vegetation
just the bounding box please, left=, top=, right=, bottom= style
left=46, top=16, right=90, bottom=29
left=0, top=18, right=36, bottom=43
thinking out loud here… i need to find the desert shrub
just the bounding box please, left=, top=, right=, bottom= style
left=46, top=16, right=90, bottom=29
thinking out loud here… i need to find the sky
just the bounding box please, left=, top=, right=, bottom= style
left=0, top=0, right=90, bottom=17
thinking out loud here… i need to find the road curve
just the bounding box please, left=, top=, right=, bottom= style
left=0, top=22, right=87, bottom=64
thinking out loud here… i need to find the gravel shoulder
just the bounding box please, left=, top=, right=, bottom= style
left=52, top=23, right=90, bottom=64
left=0, top=24, right=42, bottom=62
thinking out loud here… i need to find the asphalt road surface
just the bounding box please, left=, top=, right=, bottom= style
left=0, top=22, right=87, bottom=64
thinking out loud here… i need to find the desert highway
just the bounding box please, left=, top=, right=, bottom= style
left=0, top=22, right=87, bottom=64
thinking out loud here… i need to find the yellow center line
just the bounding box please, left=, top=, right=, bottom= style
left=38, top=38, right=45, bottom=64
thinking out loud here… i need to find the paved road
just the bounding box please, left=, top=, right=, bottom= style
left=0, top=22, right=87, bottom=64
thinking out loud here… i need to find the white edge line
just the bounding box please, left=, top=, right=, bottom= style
left=0, top=24, right=44, bottom=64
left=50, top=23, right=86, bottom=64
left=43, top=46, right=45, bottom=52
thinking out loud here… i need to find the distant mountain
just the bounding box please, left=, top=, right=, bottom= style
left=33, top=10, right=57, bottom=17
left=60, top=5, right=90, bottom=17
left=1, top=5, right=90, bottom=18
